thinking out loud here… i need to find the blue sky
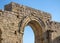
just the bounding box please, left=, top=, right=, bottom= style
left=23, top=26, right=35, bottom=43
left=0, top=0, right=60, bottom=43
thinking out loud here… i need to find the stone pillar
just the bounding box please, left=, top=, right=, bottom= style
left=19, top=31, right=24, bottom=43
left=47, top=30, right=54, bottom=43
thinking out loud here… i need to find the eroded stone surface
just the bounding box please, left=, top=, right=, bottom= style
left=0, top=2, right=60, bottom=43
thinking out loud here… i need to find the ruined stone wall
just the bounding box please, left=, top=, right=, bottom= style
left=0, top=2, right=60, bottom=43
left=49, top=21, right=60, bottom=43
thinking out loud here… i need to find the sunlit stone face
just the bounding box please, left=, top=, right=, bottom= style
left=23, top=26, right=35, bottom=43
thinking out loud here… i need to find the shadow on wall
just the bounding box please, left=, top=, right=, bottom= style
left=0, top=29, right=2, bottom=43
left=42, top=30, right=58, bottom=43
left=43, top=30, right=60, bottom=43
left=53, top=36, right=60, bottom=43
left=42, top=30, right=53, bottom=43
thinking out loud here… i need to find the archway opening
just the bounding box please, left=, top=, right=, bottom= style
left=21, top=20, right=43, bottom=43
left=23, top=25, right=35, bottom=43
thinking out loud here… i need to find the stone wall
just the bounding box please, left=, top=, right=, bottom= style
left=49, top=21, right=60, bottom=43
left=0, top=2, right=60, bottom=43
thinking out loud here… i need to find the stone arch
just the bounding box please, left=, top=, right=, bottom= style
left=19, top=16, right=45, bottom=43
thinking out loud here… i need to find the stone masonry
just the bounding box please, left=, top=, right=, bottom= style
left=0, top=2, right=60, bottom=43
